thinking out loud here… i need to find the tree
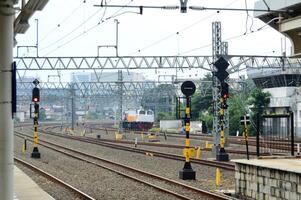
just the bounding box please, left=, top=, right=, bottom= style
left=228, top=93, right=248, bottom=135
left=191, top=73, right=213, bottom=128
left=156, top=111, right=175, bottom=122
left=141, top=84, right=176, bottom=114
left=199, top=112, right=213, bottom=132
left=191, top=92, right=212, bottom=120
left=247, top=88, right=271, bottom=135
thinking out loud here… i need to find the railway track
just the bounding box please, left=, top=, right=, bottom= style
left=14, top=157, right=95, bottom=200
left=39, top=127, right=235, bottom=171
left=15, top=130, right=236, bottom=200
left=81, top=124, right=258, bottom=155
left=87, top=124, right=301, bottom=147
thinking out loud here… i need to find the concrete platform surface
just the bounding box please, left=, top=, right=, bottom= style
left=14, top=166, right=54, bottom=200
left=233, top=157, right=301, bottom=173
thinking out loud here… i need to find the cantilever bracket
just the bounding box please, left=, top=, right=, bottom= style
left=180, top=0, right=188, bottom=13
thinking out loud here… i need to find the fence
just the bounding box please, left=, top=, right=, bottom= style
left=256, top=112, right=294, bottom=157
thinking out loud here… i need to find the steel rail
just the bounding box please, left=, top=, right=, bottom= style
left=79, top=124, right=257, bottom=155
left=14, top=157, right=95, bottom=200
left=37, top=128, right=235, bottom=171
left=15, top=131, right=235, bottom=200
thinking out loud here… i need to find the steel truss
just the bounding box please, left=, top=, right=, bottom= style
left=17, top=81, right=216, bottom=98
left=17, top=81, right=158, bottom=97
left=17, top=79, right=244, bottom=102
left=13, top=55, right=301, bottom=72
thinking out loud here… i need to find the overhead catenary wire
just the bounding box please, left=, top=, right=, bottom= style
left=178, top=25, right=270, bottom=55
left=126, top=0, right=240, bottom=56
left=39, top=7, right=104, bottom=53
left=43, top=0, right=134, bottom=56
left=38, top=1, right=85, bottom=44
left=126, top=13, right=216, bottom=56
left=262, top=0, right=271, bottom=11
left=243, top=0, right=254, bottom=34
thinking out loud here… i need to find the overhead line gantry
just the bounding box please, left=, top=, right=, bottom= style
left=13, top=55, right=300, bottom=72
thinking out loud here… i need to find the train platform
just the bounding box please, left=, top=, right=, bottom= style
left=234, top=157, right=301, bottom=173
left=14, top=166, right=54, bottom=200
left=234, top=157, right=301, bottom=200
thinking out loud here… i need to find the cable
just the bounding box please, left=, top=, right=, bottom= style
left=179, top=26, right=270, bottom=55
left=262, top=0, right=270, bottom=11
left=243, top=0, right=254, bottom=34
left=39, top=6, right=104, bottom=53
left=43, top=0, right=134, bottom=56
left=126, top=0, right=240, bottom=55
left=127, top=13, right=216, bottom=56
left=244, top=0, right=248, bottom=34
left=38, top=1, right=85, bottom=44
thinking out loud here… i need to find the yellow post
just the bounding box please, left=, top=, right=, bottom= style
left=185, top=138, right=190, bottom=162
left=141, top=132, right=144, bottom=140
left=31, top=102, right=41, bottom=158
left=205, top=141, right=212, bottom=149
left=220, top=129, right=225, bottom=148
left=22, top=144, right=25, bottom=154
left=216, top=168, right=221, bottom=186
left=33, top=113, right=38, bottom=147
left=196, top=146, right=201, bottom=159
left=22, top=138, right=27, bottom=154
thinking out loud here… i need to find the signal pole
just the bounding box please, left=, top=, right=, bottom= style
left=212, top=21, right=230, bottom=161
left=117, top=70, right=123, bottom=132
left=214, top=57, right=230, bottom=161
left=179, top=81, right=196, bottom=180
left=71, top=83, right=75, bottom=130
left=31, top=79, right=41, bottom=158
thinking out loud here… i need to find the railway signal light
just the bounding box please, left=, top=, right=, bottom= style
left=221, top=82, right=229, bottom=99
left=214, top=56, right=229, bottom=83
left=32, top=87, right=40, bottom=103
left=31, top=79, right=41, bottom=159
left=214, top=57, right=230, bottom=162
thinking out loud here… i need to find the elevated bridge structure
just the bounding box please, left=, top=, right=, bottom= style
left=254, top=0, right=301, bottom=57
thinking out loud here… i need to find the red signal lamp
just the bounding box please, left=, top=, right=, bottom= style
left=223, top=93, right=229, bottom=99
left=32, top=87, right=40, bottom=102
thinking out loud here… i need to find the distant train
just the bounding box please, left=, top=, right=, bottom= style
left=122, top=109, right=154, bottom=131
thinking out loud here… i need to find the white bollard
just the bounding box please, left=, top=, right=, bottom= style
left=297, top=143, right=300, bottom=156
left=134, top=137, right=138, bottom=148
left=236, top=130, right=239, bottom=137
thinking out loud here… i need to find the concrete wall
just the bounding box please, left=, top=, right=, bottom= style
left=159, top=120, right=202, bottom=134
left=160, top=120, right=182, bottom=131
left=190, top=121, right=202, bottom=134
left=235, top=163, right=301, bottom=200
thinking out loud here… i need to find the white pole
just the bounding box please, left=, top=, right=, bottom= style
left=0, top=1, right=14, bottom=200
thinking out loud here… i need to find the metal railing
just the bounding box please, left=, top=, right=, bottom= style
left=256, top=112, right=294, bottom=157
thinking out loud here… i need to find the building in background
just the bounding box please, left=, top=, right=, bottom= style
left=248, top=66, right=301, bottom=137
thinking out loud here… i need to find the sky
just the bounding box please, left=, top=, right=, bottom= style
left=14, top=0, right=290, bottom=82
